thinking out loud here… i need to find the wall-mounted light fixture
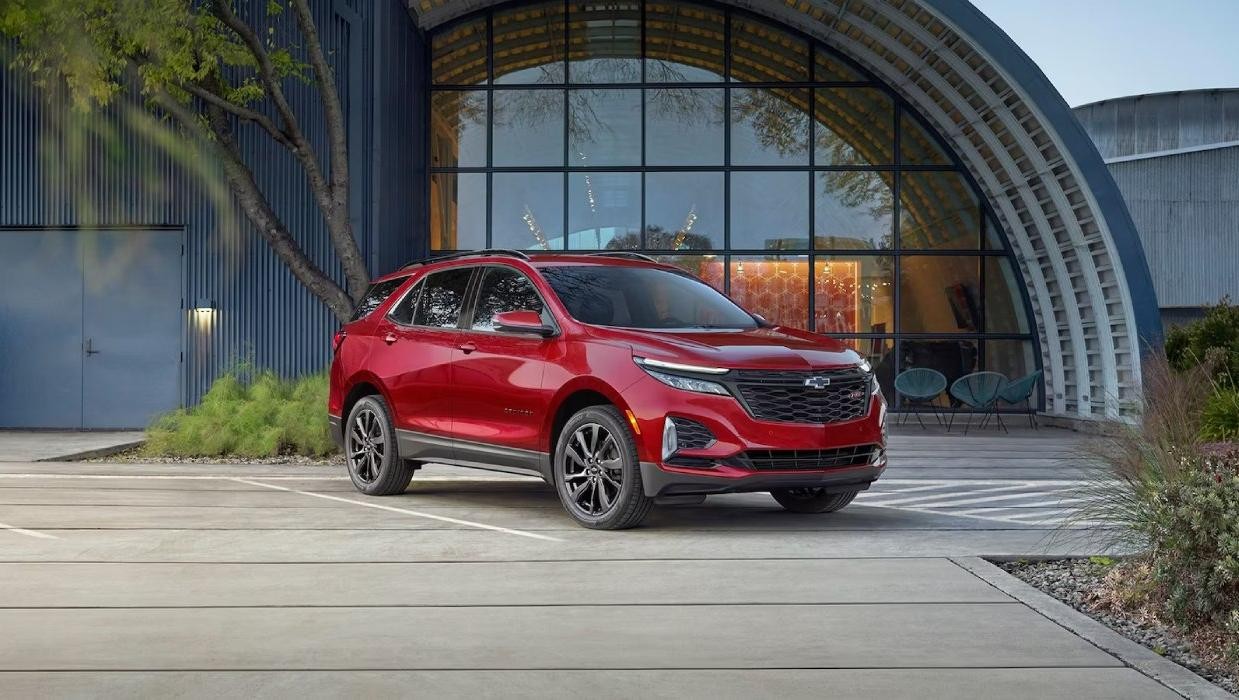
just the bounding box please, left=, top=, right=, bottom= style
left=192, top=298, right=215, bottom=314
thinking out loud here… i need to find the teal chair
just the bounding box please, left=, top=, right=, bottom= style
left=998, top=370, right=1043, bottom=429
left=948, top=371, right=1008, bottom=434
left=894, top=368, right=948, bottom=429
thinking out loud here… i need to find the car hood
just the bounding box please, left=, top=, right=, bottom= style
left=592, top=325, right=861, bottom=371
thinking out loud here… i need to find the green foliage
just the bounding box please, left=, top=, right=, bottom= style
left=144, top=369, right=335, bottom=458
left=1088, top=555, right=1117, bottom=569
left=1166, top=300, right=1239, bottom=383
left=1201, top=389, right=1239, bottom=442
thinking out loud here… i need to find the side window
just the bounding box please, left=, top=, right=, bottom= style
left=387, top=280, right=422, bottom=325
left=412, top=267, right=474, bottom=328
left=350, top=276, right=408, bottom=321
left=471, top=267, right=546, bottom=331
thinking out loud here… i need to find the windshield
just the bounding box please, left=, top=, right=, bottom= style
left=540, top=265, right=758, bottom=330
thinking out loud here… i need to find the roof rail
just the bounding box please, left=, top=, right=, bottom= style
left=585, top=251, right=659, bottom=263
left=402, top=249, right=531, bottom=269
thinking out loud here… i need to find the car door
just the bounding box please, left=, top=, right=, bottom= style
left=370, top=265, right=475, bottom=440
left=451, top=265, right=559, bottom=458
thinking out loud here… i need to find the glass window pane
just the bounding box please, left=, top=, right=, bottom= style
left=814, top=47, right=863, bottom=82
left=430, top=91, right=487, bottom=168
left=432, top=17, right=487, bottom=85
left=899, top=256, right=982, bottom=333
left=985, top=257, right=1031, bottom=333
left=984, top=340, right=1040, bottom=409
left=651, top=254, right=725, bottom=290
left=900, top=112, right=952, bottom=165
left=730, top=171, right=809, bottom=250
left=493, top=89, right=564, bottom=167
left=492, top=172, right=564, bottom=250
left=646, top=88, right=724, bottom=166
left=645, top=2, right=725, bottom=82
left=899, top=339, right=980, bottom=402
left=814, top=256, right=894, bottom=335
left=835, top=337, right=895, bottom=402
left=493, top=2, right=566, bottom=84
left=815, top=88, right=894, bottom=165
left=429, top=173, right=487, bottom=251
left=568, top=172, right=641, bottom=249
left=413, top=268, right=474, bottom=329
left=814, top=171, right=894, bottom=250
left=729, top=255, right=809, bottom=330
left=568, top=89, right=641, bottom=166
left=899, top=172, right=981, bottom=249
left=730, top=87, right=810, bottom=165
left=471, top=267, right=546, bottom=330
left=645, top=171, right=724, bottom=250
left=984, top=216, right=1004, bottom=249
left=568, top=1, right=641, bottom=83
left=729, top=16, right=809, bottom=82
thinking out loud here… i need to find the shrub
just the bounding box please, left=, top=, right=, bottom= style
left=1202, top=388, right=1239, bottom=442
left=1166, top=299, right=1239, bottom=381
left=144, top=370, right=335, bottom=458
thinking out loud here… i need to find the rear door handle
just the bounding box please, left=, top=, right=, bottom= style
left=383, top=333, right=398, bottom=345
left=458, top=341, right=477, bottom=354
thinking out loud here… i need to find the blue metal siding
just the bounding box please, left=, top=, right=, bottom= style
left=0, top=0, right=420, bottom=407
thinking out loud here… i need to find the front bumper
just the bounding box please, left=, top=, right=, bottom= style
left=640, top=461, right=884, bottom=497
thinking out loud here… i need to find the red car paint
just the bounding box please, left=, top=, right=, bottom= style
left=329, top=254, right=887, bottom=498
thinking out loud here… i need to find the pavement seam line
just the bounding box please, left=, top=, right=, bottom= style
left=0, top=520, right=59, bottom=540
left=229, top=478, right=563, bottom=543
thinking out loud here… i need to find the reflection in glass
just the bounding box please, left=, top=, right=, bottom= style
left=646, top=88, right=724, bottom=166
left=985, top=257, right=1030, bottom=333
left=429, top=173, right=486, bottom=251
left=493, top=90, right=564, bottom=167
left=432, top=17, right=487, bottom=85
left=899, top=256, right=981, bottom=333
left=901, top=339, right=980, bottom=401
left=814, top=47, right=863, bottom=82
left=815, top=88, right=894, bottom=165
left=900, top=112, right=952, bottom=165
left=835, top=337, right=895, bottom=402
left=569, top=172, right=641, bottom=249
left=645, top=2, right=725, bottom=82
left=984, top=340, right=1039, bottom=409
left=900, top=171, right=981, bottom=249
left=492, top=172, right=564, bottom=250
left=730, top=171, right=809, bottom=250
left=472, top=268, right=546, bottom=330
left=814, top=256, right=893, bottom=335
left=814, top=171, right=894, bottom=250
left=494, top=2, right=566, bottom=84
left=568, top=89, right=641, bottom=166
left=730, top=87, right=810, bottom=165
left=729, top=255, right=809, bottom=329
left=645, top=172, right=724, bottom=250
left=430, top=91, right=487, bottom=168
left=652, top=255, right=725, bottom=290
left=568, top=1, right=641, bottom=83
left=730, top=16, right=809, bottom=82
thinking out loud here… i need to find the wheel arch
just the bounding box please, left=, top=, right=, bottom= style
left=542, top=377, right=634, bottom=456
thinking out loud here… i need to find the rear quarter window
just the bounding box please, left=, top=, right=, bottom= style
left=349, top=277, right=409, bottom=321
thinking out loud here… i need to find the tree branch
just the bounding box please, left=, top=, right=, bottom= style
left=289, top=0, right=348, bottom=206
left=182, top=82, right=293, bottom=150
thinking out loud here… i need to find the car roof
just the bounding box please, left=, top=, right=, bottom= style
left=369, top=253, right=682, bottom=283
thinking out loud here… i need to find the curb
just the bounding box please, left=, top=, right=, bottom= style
left=38, top=439, right=146, bottom=463
left=952, top=556, right=1235, bottom=700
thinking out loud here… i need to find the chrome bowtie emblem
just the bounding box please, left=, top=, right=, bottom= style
left=803, top=376, right=831, bottom=390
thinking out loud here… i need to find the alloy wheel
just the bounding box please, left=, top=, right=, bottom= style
left=347, top=407, right=386, bottom=483
left=561, top=422, right=624, bottom=517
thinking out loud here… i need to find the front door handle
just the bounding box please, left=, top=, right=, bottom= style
left=458, top=341, right=477, bottom=354
left=383, top=332, right=398, bottom=345
left=85, top=338, right=101, bottom=356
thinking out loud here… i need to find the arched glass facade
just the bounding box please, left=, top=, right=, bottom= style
left=428, top=0, right=1039, bottom=407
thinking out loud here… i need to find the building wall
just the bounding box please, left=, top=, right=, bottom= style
left=0, top=0, right=419, bottom=407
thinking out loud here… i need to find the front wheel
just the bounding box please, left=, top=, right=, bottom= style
left=553, top=406, right=653, bottom=530
left=770, top=488, right=858, bottom=514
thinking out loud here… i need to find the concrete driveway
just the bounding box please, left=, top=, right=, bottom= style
left=0, top=431, right=1189, bottom=698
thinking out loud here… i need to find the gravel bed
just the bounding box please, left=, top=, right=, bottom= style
left=999, top=558, right=1237, bottom=695
left=83, top=448, right=342, bottom=467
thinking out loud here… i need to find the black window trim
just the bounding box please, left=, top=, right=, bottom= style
left=386, top=265, right=479, bottom=331
left=461, top=263, right=560, bottom=337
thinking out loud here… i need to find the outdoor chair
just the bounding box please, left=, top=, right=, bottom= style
left=893, top=368, right=948, bottom=429
left=948, top=371, right=1009, bottom=435
left=998, top=369, right=1043, bottom=429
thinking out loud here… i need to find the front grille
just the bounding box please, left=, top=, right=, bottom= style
left=730, top=368, right=871, bottom=424
left=735, top=444, right=880, bottom=471
left=670, top=416, right=715, bottom=450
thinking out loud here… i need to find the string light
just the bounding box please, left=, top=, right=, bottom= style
left=522, top=205, right=550, bottom=250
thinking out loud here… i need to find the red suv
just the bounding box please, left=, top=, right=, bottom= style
left=329, top=250, right=887, bottom=529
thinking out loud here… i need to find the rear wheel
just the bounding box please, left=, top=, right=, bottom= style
left=345, top=395, right=414, bottom=496
left=553, top=406, right=653, bottom=530
left=770, top=488, right=858, bottom=514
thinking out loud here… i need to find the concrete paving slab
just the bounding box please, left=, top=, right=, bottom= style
left=0, top=559, right=1011, bottom=607
left=0, top=668, right=1179, bottom=699
left=0, top=603, right=1120, bottom=670
left=0, top=432, right=143, bottom=462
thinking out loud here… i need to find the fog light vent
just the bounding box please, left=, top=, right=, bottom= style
left=668, top=417, right=715, bottom=450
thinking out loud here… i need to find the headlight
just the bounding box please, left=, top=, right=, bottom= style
left=643, top=368, right=731, bottom=396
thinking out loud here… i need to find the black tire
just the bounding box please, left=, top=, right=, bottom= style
left=770, top=488, right=859, bottom=514
left=344, top=395, right=414, bottom=496
left=552, top=405, right=654, bottom=530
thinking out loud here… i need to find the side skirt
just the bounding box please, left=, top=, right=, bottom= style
left=395, top=429, right=552, bottom=481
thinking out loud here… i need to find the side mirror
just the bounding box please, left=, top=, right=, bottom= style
left=752, top=313, right=770, bottom=327
left=493, top=310, right=554, bottom=337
